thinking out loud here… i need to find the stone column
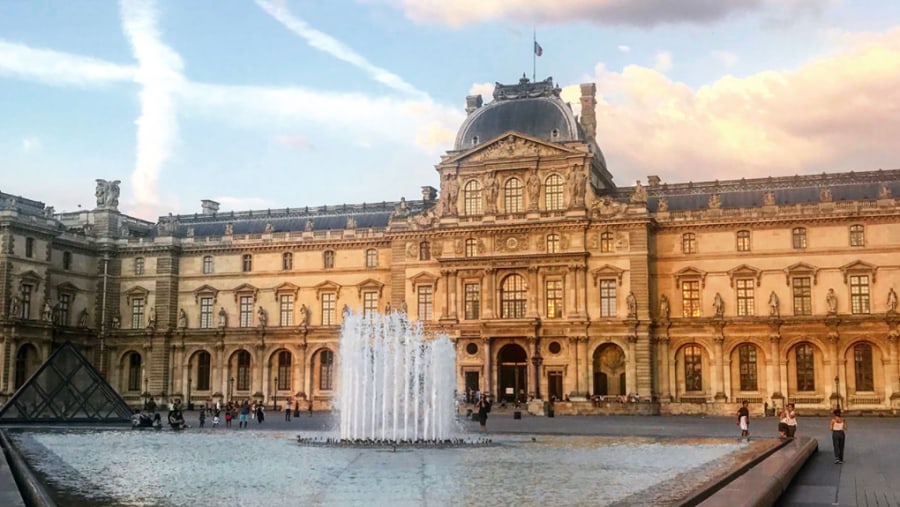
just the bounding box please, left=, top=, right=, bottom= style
left=483, top=269, right=495, bottom=319
left=482, top=337, right=493, bottom=396
left=295, top=343, right=307, bottom=398
left=888, top=333, right=900, bottom=400
left=565, top=266, right=577, bottom=318
left=527, top=266, right=539, bottom=318
left=448, top=270, right=458, bottom=320
left=769, top=335, right=782, bottom=400
left=626, top=335, right=638, bottom=396
left=713, top=335, right=726, bottom=400
left=440, top=269, right=451, bottom=320
left=657, top=336, right=671, bottom=401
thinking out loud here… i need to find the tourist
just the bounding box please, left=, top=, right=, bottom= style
left=212, top=414, right=220, bottom=428
left=240, top=400, right=251, bottom=429
left=285, top=399, right=292, bottom=421
left=780, top=403, right=798, bottom=438
left=256, top=404, right=265, bottom=424
left=199, top=408, right=206, bottom=428
left=251, top=401, right=257, bottom=420
left=224, top=409, right=232, bottom=428
left=736, top=400, right=750, bottom=441
left=475, top=395, right=492, bottom=432
left=309, top=400, right=314, bottom=416
left=830, top=409, right=847, bottom=464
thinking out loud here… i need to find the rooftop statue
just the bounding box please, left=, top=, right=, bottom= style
left=95, top=179, right=121, bottom=210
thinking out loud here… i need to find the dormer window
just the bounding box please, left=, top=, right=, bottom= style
left=550, top=128, right=560, bottom=139
left=471, top=136, right=479, bottom=146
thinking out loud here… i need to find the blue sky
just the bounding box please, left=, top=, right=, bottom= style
left=2, top=0, right=900, bottom=220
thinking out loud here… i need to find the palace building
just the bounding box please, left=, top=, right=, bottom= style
left=2, top=76, right=899, bottom=415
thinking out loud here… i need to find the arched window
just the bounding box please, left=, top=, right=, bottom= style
left=465, top=238, right=478, bottom=258
left=323, top=250, right=335, bottom=269
left=202, top=255, right=214, bottom=274
left=544, top=174, right=564, bottom=211
left=464, top=180, right=483, bottom=216
left=197, top=351, right=211, bottom=390
left=236, top=350, right=251, bottom=391
left=134, top=257, right=145, bottom=275
left=277, top=350, right=292, bottom=390
left=684, top=345, right=703, bottom=392
left=500, top=274, right=527, bottom=319
left=546, top=233, right=560, bottom=254
left=682, top=233, right=697, bottom=254
left=365, top=248, right=377, bottom=268
left=282, top=252, right=293, bottom=270
left=792, top=227, right=807, bottom=249
left=419, top=241, right=430, bottom=261
left=795, top=344, right=815, bottom=391
left=853, top=343, right=874, bottom=391
left=504, top=178, right=523, bottom=213
left=242, top=254, right=253, bottom=272
left=128, top=353, right=142, bottom=391
left=319, top=350, right=334, bottom=390
left=738, top=344, right=758, bottom=391
left=736, top=230, right=751, bottom=252
left=600, top=232, right=614, bottom=253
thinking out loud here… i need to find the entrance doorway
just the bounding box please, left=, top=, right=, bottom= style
left=464, top=371, right=479, bottom=403
left=548, top=371, right=563, bottom=401
left=15, top=344, right=41, bottom=389
left=498, top=344, right=527, bottom=403
left=593, top=344, right=626, bottom=396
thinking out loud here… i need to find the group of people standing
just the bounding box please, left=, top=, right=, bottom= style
left=738, top=401, right=847, bottom=464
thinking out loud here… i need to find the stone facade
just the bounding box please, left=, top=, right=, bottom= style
left=2, top=77, right=899, bottom=416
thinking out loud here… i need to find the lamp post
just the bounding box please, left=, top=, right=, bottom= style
left=273, top=377, right=278, bottom=410
left=228, top=377, right=234, bottom=402
left=187, top=375, right=192, bottom=411
left=834, top=376, right=841, bottom=410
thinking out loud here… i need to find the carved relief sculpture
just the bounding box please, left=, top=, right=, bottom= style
left=768, top=292, right=780, bottom=317
left=111, top=315, right=120, bottom=329
left=713, top=292, right=725, bottom=317
left=571, top=168, right=587, bottom=207
left=826, top=288, right=838, bottom=314
left=879, top=184, right=892, bottom=199
left=888, top=288, right=898, bottom=314
left=178, top=308, right=188, bottom=328
left=483, top=173, right=498, bottom=213
left=94, top=179, right=121, bottom=210
left=626, top=292, right=637, bottom=318
left=442, top=174, right=458, bottom=217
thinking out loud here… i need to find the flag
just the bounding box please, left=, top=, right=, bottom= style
left=534, top=41, right=543, bottom=57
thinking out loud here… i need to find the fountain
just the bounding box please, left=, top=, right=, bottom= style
left=336, top=311, right=457, bottom=444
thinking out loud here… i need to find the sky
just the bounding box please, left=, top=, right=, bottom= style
left=2, top=0, right=900, bottom=220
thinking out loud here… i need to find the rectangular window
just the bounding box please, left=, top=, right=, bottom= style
left=682, top=281, right=700, bottom=317
left=319, top=351, right=334, bottom=390
left=202, top=256, right=213, bottom=274
left=363, top=291, right=378, bottom=319
left=796, top=345, right=815, bottom=391
left=131, top=297, right=145, bottom=329
left=682, top=233, right=696, bottom=254
left=600, top=232, right=614, bottom=253
left=57, top=293, right=70, bottom=326
left=21, top=284, right=32, bottom=319
left=736, top=231, right=751, bottom=252
left=321, top=293, right=336, bottom=325
left=545, top=280, right=563, bottom=318
left=365, top=249, right=377, bottom=268
left=63, top=251, right=72, bottom=270
left=736, top=279, right=755, bottom=316
left=599, top=279, right=616, bottom=317
left=849, top=225, right=865, bottom=247
left=417, top=285, right=433, bottom=321
left=242, top=254, right=252, bottom=272
left=739, top=345, right=758, bottom=391
left=850, top=275, right=870, bottom=314
left=792, top=277, right=812, bottom=316
left=200, top=297, right=213, bottom=329
left=792, top=227, right=807, bottom=249
left=239, top=296, right=253, bottom=327
left=464, top=283, right=480, bottom=320
left=25, top=237, right=34, bottom=258
left=279, top=295, right=294, bottom=326
left=134, top=257, right=144, bottom=275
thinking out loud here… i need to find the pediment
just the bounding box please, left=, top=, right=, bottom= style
left=314, top=280, right=342, bottom=300
left=273, top=282, right=300, bottom=300
left=445, top=132, right=578, bottom=165
left=409, top=271, right=439, bottom=293
left=56, top=282, right=80, bottom=294
left=726, top=264, right=762, bottom=287
left=840, top=260, right=877, bottom=283
left=193, top=284, right=219, bottom=304
left=124, top=285, right=150, bottom=306
left=591, top=264, right=625, bottom=285
left=784, top=262, right=819, bottom=285
left=231, top=283, right=258, bottom=303
left=674, top=266, right=707, bottom=288
left=357, top=278, right=385, bottom=298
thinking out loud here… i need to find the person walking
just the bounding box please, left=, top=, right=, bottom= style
left=736, top=400, right=750, bottom=441
left=308, top=400, right=314, bottom=417
left=830, top=409, right=847, bottom=464
left=239, top=400, right=251, bottom=429
left=781, top=403, right=798, bottom=438
left=285, top=399, right=292, bottom=421
left=475, top=395, right=492, bottom=433
left=256, top=404, right=265, bottom=424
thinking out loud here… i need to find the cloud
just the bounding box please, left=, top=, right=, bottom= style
left=468, top=82, right=494, bottom=98
left=21, top=137, right=41, bottom=152
left=653, top=51, right=673, bottom=73
left=710, top=50, right=739, bottom=68
left=255, top=0, right=425, bottom=98
left=0, top=39, right=135, bottom=87
left=561, top=27, right=900, bottom=185
left=120, top=0, right=185, bottom=216
left=617, top=45, right=631, bottom=53
left=371, top=0, right=831, bottom=27
left=276, top=134, right=313, bottom=150
left=214, top=196, right=277, bottom=211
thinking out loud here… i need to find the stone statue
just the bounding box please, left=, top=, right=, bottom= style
left=305, top=219, right=314, bottom=232
left=659, top=295, right=670, bottom=320
left=224, top=223, right=234, bottom=236
left=571, top=170, right=587, bottom=207
left=630, top=180, right=647, bottom=203
left=42, top=300, right=53, bottom=321
left=342, top=304, right=350, bottom=316
left=178, top=308, right=188, bottom=329
left=763, top=191, right=776, bottom=206
left=384, top=302, right=392, bottom=313
left=346, top=216, right=356, bottom=229
left=9, top=295, right=20, bottom=319
left=708, top=193, right=721, bottom=209
left=626, top=292, right=637, bottom=317
left=264, top=222, right=274, bottom=233
left=79, top=309, right=89, bottom=327
left=768, top=292, right=780, bottom=317
left=218, top=307, right=227, bottom=328
left=879, top=184, right=892, bottom=199
left=400, top=301, right=408, bottom=314
left=146, top=307, right=156, bottom=329
left=111, top=315, right=120, bottom=329
left=95, top=179, right=121, bottom=209
left=298, top=304, right=309, bottom=328
left=826, top=288, right=838, bottom=314
left=656, top=197, right=668, bottom=212
left=442, top=174, right=458, bottom=216
left=483, top=173, right=498, bottom=213
left=713, top=292, right=725, bottom=317
left=393, top=197, right=409, bottom=217
left=43, top=206, right=55, bottom=218
left=257, top=306, right=267, bottom=327
left=820, top=187, right=832, bottom=203
left=888, top=288, right=898, bottom=313
left=527, top=171, right=541, bottom=208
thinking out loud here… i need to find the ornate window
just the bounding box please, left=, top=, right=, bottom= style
left=323, top=250, right=335, bottom=269
left=504, top=177, right=523, bottom=213
left=242, top=254, right=252, bottom=272
left=792, top=277, right=812, bottom=316
left=203, top=255, right=214, bottom=274
left=200, top=296, right=214, bottom=328
left=544, top=174, right=564, bottom=211
left=56, top=293, right=70, bottom=326
left=134, top=257, right=145, bottom=275
left=282, top=252, right=293, bottom=270
left=128, top=353, right=142, bottom=391
left=419, top=241, right=430, bottom=261
left=465, top=238, right=477, bottom=258
left=277, top=350, right=292, bottom=390
left=850, top=275, right=870, bottom=314
left=736, top=230, right=751, bottom=252
left=197, top=351, right=211, bottom=390
left=682, top=281, right=700, bottom=317
left=464, top=180, right=483, bottom=216
left=738, top=344, right=758, bottom=391
left=319, top=350, right=334, bottom=390
left=363, top=291, right=378, bottom=319
left=279, top=294, right=294, bottom=326
left=684, top=345, right=703, bottom=392
left=545, top=279, right=563, bottom=318
left=736, top=279, right=755, bottom=316
left=853, top=343, right=874, bottom=391
left=321, top=293, right=336, bottom=325
left=500, top=274, right=527, bottom=319
left=131, top=297, right=145, bottom=329
left=21, top=284, right=32, bottom=319
left=600, top=232, right=614, bottom=253
left=417, top=285, right=433, bottom=320
left=464, top=283, right=480, bottom=320
left=795, top=344, right=815, bottom=391
left=239, top=295, right=253, bottom=327
left=546, top=234, right=560, bottom=254
left=62, top=251, right=72, bottom=270
left=682, top=233, right=697, bottom=254
left=792, top=227, right=807, bottom=249
left=365, top=249, right=378, bottom=268
left=25, top=237, right=35, bottom=258
left=236, top=350, right=251, bottom=391
left=599, top=279, right=616, bottom=317
left=849, top=224, right=865, bottom=247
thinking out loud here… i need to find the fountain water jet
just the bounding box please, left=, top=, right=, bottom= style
left=337, top=311, right=456, bottom=443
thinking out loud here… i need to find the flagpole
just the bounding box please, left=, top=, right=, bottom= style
left=532, top=28, right=536, bottom=82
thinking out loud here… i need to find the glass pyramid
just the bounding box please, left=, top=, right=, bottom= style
left=0, top=342, right=132, bottom=423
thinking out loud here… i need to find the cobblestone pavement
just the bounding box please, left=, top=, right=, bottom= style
left=181, top=408, right=900, bottom=506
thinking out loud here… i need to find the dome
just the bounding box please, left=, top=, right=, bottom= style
left=454, top=76, right=582, bottom=150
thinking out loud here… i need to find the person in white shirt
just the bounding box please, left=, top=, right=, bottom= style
left=829, top=409, right=847, bottom=464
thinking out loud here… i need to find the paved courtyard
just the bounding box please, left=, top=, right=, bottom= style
left=178, top=407, right=899, bottom=506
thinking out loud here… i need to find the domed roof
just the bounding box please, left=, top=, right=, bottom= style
left=454, top=76, right=582, bottom=150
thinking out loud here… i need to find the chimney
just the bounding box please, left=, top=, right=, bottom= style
left=579, top=83, right=597, bottom=142
left=421, top=186, right=437, bottom=202
left=201, top=199, right=220, bottom=215
left=465, top=95, right=483, bottom=115
left=648, top=175, right=661, bottom=187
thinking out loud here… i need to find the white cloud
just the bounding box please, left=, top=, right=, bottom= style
left=653, top=51, right=673, bottom=73
left=468, top=82, right=494, bottom=98
left=21, top=137, right=41, bottom=152
left=255, top=0, right=425, bottom=98
left=710, top=50, right=739, bottom=68
left=0, top=39, right=135, bottom=87
left=120, top=0, right=185, bottom=217
left=617, top=45, right=631, bottom=53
